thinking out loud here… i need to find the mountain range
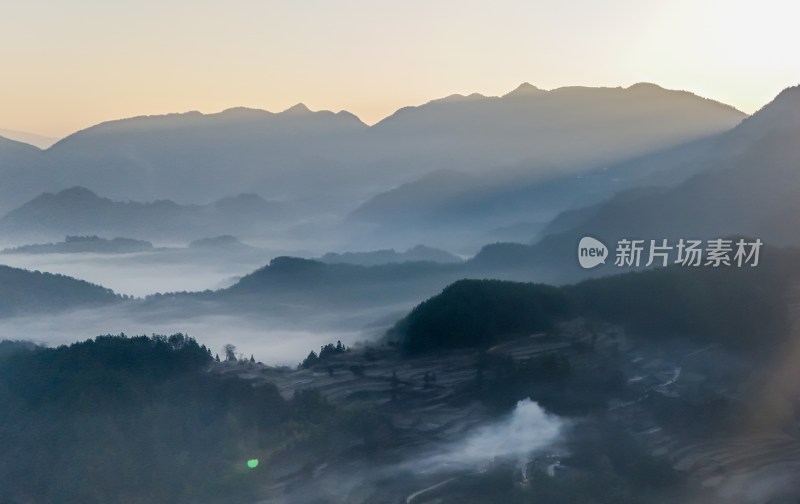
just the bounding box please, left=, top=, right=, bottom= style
left=370, top=82, right=743, bottom=170
left=0, top=186, right=284, bottom=243
left=470, top=85, right=800, bottom=282
left=347, top=130, right=735, bottom=251
left=2, top=81, right=799, bottom=504
left=5, top=83, right=800, bottom=304
left=0, top=83, right=744, bottom=221
left=187, top=84, right=800, bottom=302
left=319, top=245, right=462, bottom=266
left=0, top=264, right=120, bottom=316
left=0, top=128, right=56, bottom=149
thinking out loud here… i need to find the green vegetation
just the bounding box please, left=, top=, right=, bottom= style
left=391, top=257, right=796, bottom=354
left=391, top=279, right=570, bottom=354
left=301, top=340, right=349, bottom=368
left=0, top=334, right=389, bottom=504
left=564, top=257, right=793, bottom=349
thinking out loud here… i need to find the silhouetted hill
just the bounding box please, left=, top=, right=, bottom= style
left=0, top=128, right=57, bottom=149
left=463, top=86, right=800, bottom=281
left=2, top=235, right=154, bottom=254
left=390, top=279, right=570, bottom=354
left=210, top=256, right=465, bottom=311
left=320, top=245, right=462, bottom=266
left=0, top=136, right=42, bottom=200
left=0, top=84, right=744, bottom=219
left=0, top=187, right=283, bottom=242
left=0, top=333, right=381, bottom=504
left=350, top=81, right=745, bottom=251
left=25, top=106, right=368, bottom=211
left=372, top=82, right=743, bottom=171
left=350, top=127, right=738, bottom=252
left=0, top=134, right=41, bottom=155
left=0, top=264, right=120, bottom=316
left=391, top=255, right=795, bottom=354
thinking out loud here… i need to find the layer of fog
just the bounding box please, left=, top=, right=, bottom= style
left=0, top=251, right=269, bottom=297
left=0, top=306, right=369, bottom=366
left=284, top=399, right=566, bottom=503
left=408, top=399, right=564, bottom=475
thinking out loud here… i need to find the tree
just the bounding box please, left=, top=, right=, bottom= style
left=301, top=351, right=319, bottom=368
left=223, top=344, right=237, bottom=363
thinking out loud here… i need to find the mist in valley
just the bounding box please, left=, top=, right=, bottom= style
left=2, top=56, right=800, bottom=503
left=0, top=304, right=374, bottom=368
left=0, top=251, right=250, bottom=296
left=407, top=399, right=564, bottom=475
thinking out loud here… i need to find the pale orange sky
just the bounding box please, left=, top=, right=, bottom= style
left=2, top=0, right=799, bottom=139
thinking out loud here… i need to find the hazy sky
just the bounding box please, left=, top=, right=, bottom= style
left=2, top=0, right=799, bottom=138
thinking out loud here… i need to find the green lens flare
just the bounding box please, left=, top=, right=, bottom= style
left=246, top=459, right=259, bottom=469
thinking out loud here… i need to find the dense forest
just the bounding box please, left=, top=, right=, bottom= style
left=0, top=334, right=391, bottom=504
left=2, top=258, right=794, bottom=502
left=390, top=280, right=570, bottom=354
left=392, top=254, right=796, bottom=355
left=564, top=257, right=793, bottom=349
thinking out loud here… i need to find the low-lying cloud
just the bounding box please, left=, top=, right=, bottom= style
left=410, top=399, right=564, bottom=474
left=0, top=307, right=363, bottom=366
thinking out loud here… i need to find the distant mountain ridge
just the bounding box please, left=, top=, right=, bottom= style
left=372, top=82, right=743, bottom=169
left=0, top=264, right=120, bottom=317
left=0, top=83, right=745, bottom=218
left=2, top=235, right=154, bottom=255
left=0, top=128, right=56, bottom=149
left=468, top=84, right=800, bottom=282
left=542, top=85, right=800, bottom=244
left=348, top=131, right=735, bottom=252
left=0, top=187, right=284, bottom=242
left=320, top=245, right=462, bottom=266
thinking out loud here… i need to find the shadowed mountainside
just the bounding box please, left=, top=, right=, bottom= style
left=349, top=84, right=746, bottom=251
left=390, top=256, right=795, bottom=355
left=320, top=245, right=462, bottom=266
left=2, top=235, right=154, bottom=255
left=0, top=264, right=121, bottom=316
left=463, top=85, right=800, bottom=282
left=0, top=186, right=283, bottom=242
left=0, top=84, right=744, bottom=219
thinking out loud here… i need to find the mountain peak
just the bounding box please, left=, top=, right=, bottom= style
left=737, top=84, right=800, bottom=133
left=504, top=82, right=543, bottom=98
left=627, top=82, right=666, bottom=92
left=217, top=107, right=273, bottom=119
left=54, top=186, right=101, bottom=200
left=433, top=92, right=488, bottom=104
left=282, top=103, right=312, bottom=115
left=761, top=85, right=800, bottom=111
